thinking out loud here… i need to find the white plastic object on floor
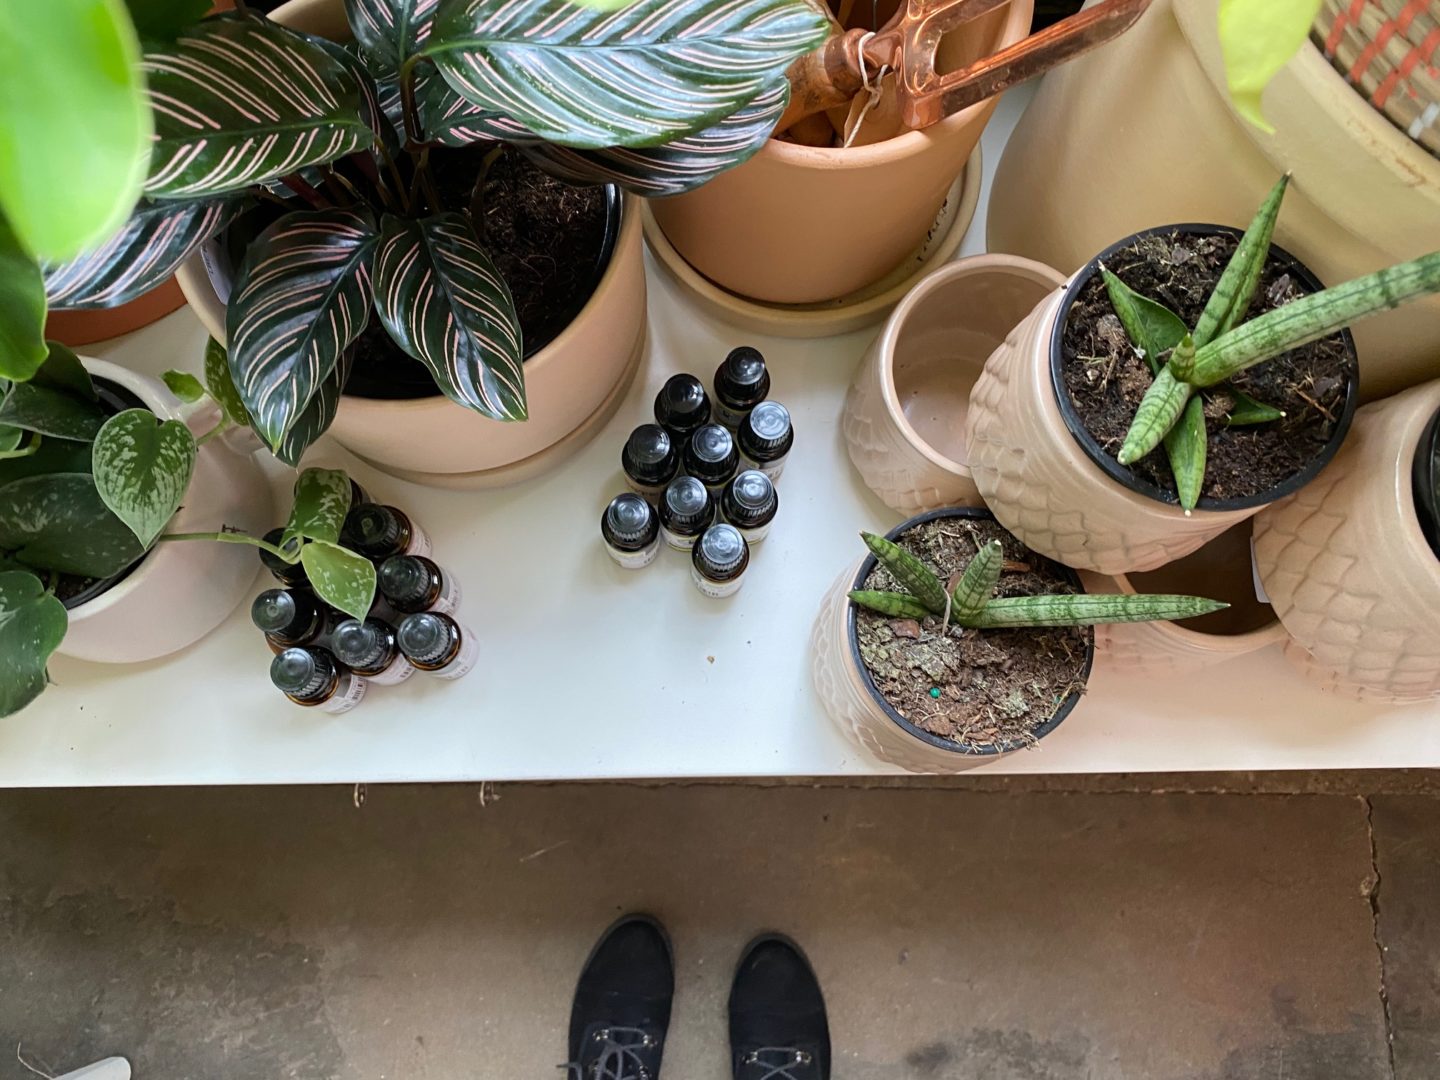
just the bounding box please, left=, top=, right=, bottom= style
left=57, top=1059, right=130, bottom=1080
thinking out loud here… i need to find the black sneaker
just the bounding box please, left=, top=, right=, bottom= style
left=566, top=915, right=674, bottom=1080
left=728, top=934, right=831, bottom=1080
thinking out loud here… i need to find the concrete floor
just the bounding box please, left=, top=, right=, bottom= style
left=1, top=779, right=1438, bottom=1080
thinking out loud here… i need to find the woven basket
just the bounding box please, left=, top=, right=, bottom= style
left=1314, top=0, right=1440, bottom=158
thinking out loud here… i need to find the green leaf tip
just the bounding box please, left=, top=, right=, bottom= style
left=950, top=540, right=1004, bottom=621
left=848, top=590, right=933, bottom=621
left=965, top=593, right=1229, bottom=629
left=1118, top=358, right=1195, bottom=466
left=1193, top=173, right=1289, bottom=349
left=860, top=531, right=948, bottom=615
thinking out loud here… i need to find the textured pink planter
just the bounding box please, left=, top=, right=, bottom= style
left=1255, top=380, right=1440, bottom=703
left=842, top=255, right=1066, bottom=514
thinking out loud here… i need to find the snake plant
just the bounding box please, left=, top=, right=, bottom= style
left=0, top=0, right=827, bottom=462
left=849, top=533, right=1226, bottom=629
left=1108, top=175, right=1440, bottom=509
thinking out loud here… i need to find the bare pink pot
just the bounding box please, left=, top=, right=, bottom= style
left=649, top=0, right=1034, bottom=305
left=842, top=254, right=1066, bottom=514
left=1255, top=380, right=1440, bottom=703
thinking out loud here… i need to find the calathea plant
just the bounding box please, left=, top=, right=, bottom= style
left=3, top=0, right=827, bottom=464
left=0, top=349, right=375, bottom=718
left=850, top=533, right=1226, bottom=628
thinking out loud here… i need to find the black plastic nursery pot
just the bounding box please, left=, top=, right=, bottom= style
left=1414, top=403, right=1440, bottom=559
left=1048, top=223, right=1361, bottom=513
left=845, top=506, right=1095, bottom=758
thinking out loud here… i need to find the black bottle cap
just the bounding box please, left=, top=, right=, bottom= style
left=601, top=493, right=659, bottom=552
left=659, top=475, right=714, bottom=534
left=653, top=374, right=711, bottom=436
left=683, top=424, right=738, bottom=485
left=397, top=612, right=457, bottom=665
left=271, top=646, right=335, bottom=697
left=251, top=588, right=314, bottom=635
left=331, top=618, right=391, bottom=670
left=343, top=504, right=405, bottom=557
left=693, top=523, right=749, bottom=580
left=378, top=554, right=439, bottom=606
left=259, top=528, right=307, bottom=584
left=714, top=347, right=770, bottom=409
left=621, top=424, right=678, bottom=488
left=722, top=470, right=778, bottom=528
left=739, top=401, right=793, bottom=460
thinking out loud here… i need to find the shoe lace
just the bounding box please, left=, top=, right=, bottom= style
left=738, top=1047, right=815, bottom=1080
left=562, top=1025, right=659, bottom=1080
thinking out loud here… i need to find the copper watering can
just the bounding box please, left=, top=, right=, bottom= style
left=779, top=0, right=1153, bottom=134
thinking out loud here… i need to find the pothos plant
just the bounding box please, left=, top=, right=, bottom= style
left=0, top=348, right=375, bottom=717
left=0, top=0, right=827, bottom=465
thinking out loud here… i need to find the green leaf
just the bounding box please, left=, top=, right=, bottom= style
left=346, top=0, right=437, bottom=74
left=423, top=0, right=829, bottom=149
left=1118, top=352, right=1196, bottom=466
left=859, top=532, right=949, bottom=615
left=1218, top=0, right=1323, bottom=131
left=1168, top=396, right=1208, bottom=513
left=0, top=427, right=21, bottom=454
left=0, top=0, right=151, bottom=261
left=0, top=571, right=68, bottom=719
left=31, top=342, right=97, bottom=401
left=124, top=0, right=211, bottom=43
left=0, top=209, right=48, bottom=381
left=300, top=539, right=376, bottom=621
left=1225, top=389, right=1286, bottom=426
left=847, top=590, right=933, bottom=620
left=227, top=208, right=378, bottom=448
left=0, top=435, right=92, bottom=487
left=45, top=196, right=243, bottom=310
left=302, top=33, right=401, bottom=153
left=964, top=593, right=1229, bottom=628
left=1194, top=174, right=1289, bottom=347
left=91, top=409, right=197, bottom=547
left=203, top=337, right=253, bottom=429
left=283, top=467, right=353, bottom=548
left=1101, top=266, right=1186, bottom=376
left=0, top=473, right=146, bottom=577
left=950, top=540, right=1003, bottom=621
left=162, top=370, right=207, bottom=404
left=272, top=348, right=353, bottom=468
left=0, top=383, right=107, bottom=442
left=372, top=212, right=526, bottom=421
left=143, top=17, right=373, bottom=199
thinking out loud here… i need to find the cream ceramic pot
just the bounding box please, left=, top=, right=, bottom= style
left=649, top=0, right=1033, bottom=305
left=842, top=254, right=1066, bottom=514
left=986, top=0, right=1440, bottom=402
left=59, top=360, right=273, bottom=664
left=1254, top=380, right=1440, bottom=703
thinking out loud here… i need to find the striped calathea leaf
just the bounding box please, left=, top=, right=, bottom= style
left=346, top=0, right=439, bottom=75
left=43, top=197, right=242, bottom=310
left=372, top=212, right=525, bottom=421
left=274, top=347, right=354, bottom=468
left=226, top=208, right=379, bottom=450
left=304, top=34, right=402, bottom=153
left=143, top=15, right=374, bottom=200
left=420, top=0, right=829, bottom=149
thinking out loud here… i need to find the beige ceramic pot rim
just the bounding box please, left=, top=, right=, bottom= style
left=846, top=506, right=1095, bottom=757
left=1393, top=400, right=1440, bottom=573
left=878, top=255, right=1067, bottom=475
left=1049, top=222, right=1360, bottom=513
left=1106, top=567, right=1288, bottom=652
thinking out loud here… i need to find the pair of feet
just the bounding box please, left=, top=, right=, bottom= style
left=567, top=915, right=831, bottom=1080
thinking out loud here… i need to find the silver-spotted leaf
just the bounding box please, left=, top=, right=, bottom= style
left=423, top=0, right=829, bottom=149
left=372, top=212, right=524, bottom=421
left=143, top=16, right=373, bottom=199
left=92, top=408, right=198, bottom=546
left=0, top=571, right=69, bottom=719
left=300, top=539, right=375, bottom=620
left=0, top=384, right=107, bottom=442
left=227, top=208, right=378, bottom=449
left=283, top=467, right=353, bottom=547
left=203, top=336, right=253, bottom=429
left=0, top=473, right=147, bottom=577
left=44, top=197, right=241, bottom=310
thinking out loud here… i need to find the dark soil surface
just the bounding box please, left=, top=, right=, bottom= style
left=1060, top=230, right=1356, bottom=503
left=854, top=518, right=1092, bottom=754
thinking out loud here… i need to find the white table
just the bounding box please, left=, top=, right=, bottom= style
left=4, top=87, right=1437, bottom=787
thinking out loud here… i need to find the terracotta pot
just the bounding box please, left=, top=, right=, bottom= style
left=649, top=0, right=1034, bottom=305
left=1080, top=522, right=1286, bottom=676
left=44, top=278, right=188, bottom=347
left=809, top=507, right=1093, bottom=773
left=1254, top=380, right=1440, bottom=703
left=965, top=225, right=1359, bottom=575
left=57, top=360, right=274, bottom=664
left=842, top=254, right=1065, bottom=514
left=986, top=0, right=1440, bottom=402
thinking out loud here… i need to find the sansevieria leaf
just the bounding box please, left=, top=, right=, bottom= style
left=44, top=197, right=241, bottom=310
left=227, top=208, right=379, bottom=449
left=422, top=0, right=829, bottom=149
left=346, top=0, right=439, bottom=74
left=372, top=212, right=525, bottom=421
left=143, top=16, right=373, bottom=199
left=91, top=409, right=198, bottom=547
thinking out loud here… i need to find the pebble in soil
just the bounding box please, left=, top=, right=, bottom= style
left=1060, top=230, right=1356, bottom=503
left=854, top=518, right=1092, bottom=754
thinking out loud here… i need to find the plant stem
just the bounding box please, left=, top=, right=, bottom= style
left=280, top=173, right=329, bottom=210
left=412, top=146, right=442, bottom=213
left=399, top=58, right=423, bottom=148
left=375, top=140, right=411, bottom=215
left=319, top=167, right=357, bottom=207
left=349, top=151, right=395, bottom=211
left=0, top=432, right=41, bottom=460
left=196, top=419, right=229, bottom=446
left=158, top=531, right=295, bottom=561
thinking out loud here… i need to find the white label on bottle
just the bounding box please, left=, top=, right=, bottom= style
left=735, top=519, right=772, bottom=545
left=322, top=674, right=368, bottom=714
left=405, top=523, right=434, bottom=560
left=625, top=477, right=666, bottom=501
left=431, top=572, right=462, bottom=615
left=607, top=541, right=659, bottom=570
left=661, top=524, right=700, bottom=552
left=712, top=402, right=748, bottom=429
left=434, top=626, right=480, bottom=680
left=365, top=657, right=416, bottom=686
left=691, top=564, right=745, bottom=598
left=739, top=453, right=786, bottom=482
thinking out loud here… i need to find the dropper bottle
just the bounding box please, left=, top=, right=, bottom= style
left=342, top=503, right=433, bottom=561
left=712, top=347, right=770, bottom=428
left=653, top=373, right=711, bottom=440
left=251, top=588, right=334, bottom=653
left=378, top=554, right=462, bottom=615
left=331, top=618, right=415, bottom=686
left=397, top=612, right=479, bottom=680
left=270, top=646, right=367, bottom=713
